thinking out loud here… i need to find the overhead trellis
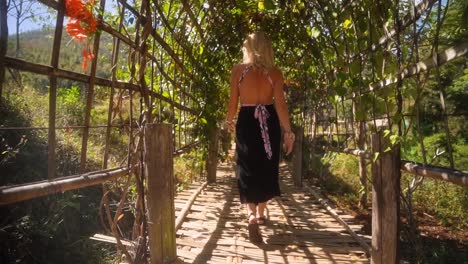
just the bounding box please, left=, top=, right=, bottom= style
left=1, top=0, right=468, bottom=262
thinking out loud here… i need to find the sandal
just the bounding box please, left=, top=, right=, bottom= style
left=247, top=213, right=262, bottom=243
left=257, top=216, right=267, bottom=225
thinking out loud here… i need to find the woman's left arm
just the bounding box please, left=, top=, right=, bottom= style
left=225, top=65, right=240, bottom=131
left=272, top=68, right=294, bottom=155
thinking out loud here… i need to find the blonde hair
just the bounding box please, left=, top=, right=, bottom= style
left=242, top=32, right=275, bottom=68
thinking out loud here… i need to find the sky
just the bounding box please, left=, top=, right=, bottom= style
left=6, top=0, right=119, bottom=35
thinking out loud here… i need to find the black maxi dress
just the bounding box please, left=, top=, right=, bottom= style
left=235, top=66, right=281, bottom=204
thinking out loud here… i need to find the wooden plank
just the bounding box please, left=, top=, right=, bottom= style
left=302, top=184, right=371, bottom=255
left=90, top=233, right=134, bottom=247
left=173, top=160, right=369, bottom=263
left=144, top=124, right=176, bottom=263
left=175, top=182, right=208, bottom=231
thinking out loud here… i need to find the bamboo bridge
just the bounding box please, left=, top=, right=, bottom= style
left=2, top=0, right=468, bottom=263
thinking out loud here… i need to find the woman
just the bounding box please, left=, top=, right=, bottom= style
left=224, top=32, right=295, bottom=242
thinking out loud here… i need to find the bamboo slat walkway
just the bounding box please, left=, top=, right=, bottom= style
left=173, top=161, right=371, bottom=264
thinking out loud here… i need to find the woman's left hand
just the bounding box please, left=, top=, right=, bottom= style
left=283, top=131, right=295, bottom=155
left=223, top=120, right=235, bottom=133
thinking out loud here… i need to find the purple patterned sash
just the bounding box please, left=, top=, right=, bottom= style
left=254, top=105, right=272, bottom=160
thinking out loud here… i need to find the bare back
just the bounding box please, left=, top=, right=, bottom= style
left=232, top=64, right=281, bottom=105
left=226, top=63, right=290, bottom=135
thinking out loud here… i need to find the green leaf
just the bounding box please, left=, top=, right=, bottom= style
left=258, top=1, right=265, bottom=10
left=349, top=60, right=361, bottom=76
left=390, top=135, right=399, bottom=145
left=343, top=18, right=353, bottom=30
left=264, top=0, right=276, bottom=10
left=231, top=8, right=242, bottom=15
left=336, top=85, right=347, bottom=97
left=310, top=27, right=320, bottom=38
left=383, top=129, right=391, bottom=137
left=373, top=152, right=380, bottom=162
left=355, top=109, right=366, bottom=121
left=162, top=91, right=170, bottom=98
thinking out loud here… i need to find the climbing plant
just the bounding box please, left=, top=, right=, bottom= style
left=1, top=0, right=467, bottom=262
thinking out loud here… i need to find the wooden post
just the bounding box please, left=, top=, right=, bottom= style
left=144, top=124, right=176, bottom=264
left=371, top=131, right=400, bottom=264
left=206, top=127, right=219, bottom=184
left=293, top=126, right=304, bottom=187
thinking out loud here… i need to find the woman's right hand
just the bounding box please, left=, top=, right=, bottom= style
left=283, top=131, right=295, bottom=155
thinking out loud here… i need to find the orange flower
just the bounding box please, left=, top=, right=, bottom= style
left=82, top=47, right=95, bottom=70
left=65, top=0, right=97, bottom=70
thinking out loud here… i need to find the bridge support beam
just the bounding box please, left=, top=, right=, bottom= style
left=293, top=126, right=304, bottom=187
left=371, top=131, right=400, bottom=264
left=206, top=127, right=219, bottom=183
left=145, top=123, right=176, bottom=264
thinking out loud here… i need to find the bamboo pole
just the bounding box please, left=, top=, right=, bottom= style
left=175, top=181, right=207, bottom=231
left=206, top=127, right=219, bottom=184
left=3, top=56, right=199, bottom=114
left=327, top=147, right=468, bottom=186
left=39, top=0, right=197, bottom=82
left=80, top=0, right=106, bottom=172
left=0, top=124, right=134, bottom=130
left=327, top=147, right=373, bottom=159
left=173, top=141, right=200, bottom=156
left=144, top=123, right=176, bottom=264
left=353, top=41, right=468, bottom=97
left=0, top=167, right=129, bottom=206
left=293, top=126, right=304, bottom=187
left=181, top=0, right=205, bottom=42
left=47, top=0, right=65, bottom=179
left=103, top=4, right=124, bottom=169
left=401, top=161, right=468, bottom=186
left=357, top=120, right=368, bottom=208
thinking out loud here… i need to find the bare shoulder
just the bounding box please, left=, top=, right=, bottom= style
left=269, top=66, right=284, bottom=81
left=231, top=64, right=244, bottom=74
